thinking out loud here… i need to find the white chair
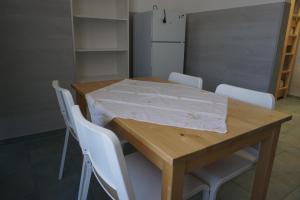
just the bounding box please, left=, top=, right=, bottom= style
left=168, top=72, right=203, bottom=89
left=215, top=84, right=275, bottom=109
left=70, top=105, right=210, bottom=200
left=192, top=84, right=275, bottom=200
left=58, top=87, right=91, bottom=200
left=52, top=80, right=78, bottom=180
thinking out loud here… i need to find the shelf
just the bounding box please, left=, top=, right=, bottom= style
left=76, top=48, right=128, bottom=52
left=289, top=34, right=298, bottom=37
left=278, top=86, right=289, bottom=90
left=282, top=69, right=292, bottom=74
left=275, top=1, right=300, bottom=99
left=72, top=0, right=129, bottom=82
left=276, top=89, right=285, bottom=98
left=74, top=19, right=128, bottom=49
left=73, top=15, right=128, bottom=21
left=288, top=38, right=294, bottom=46
left=76, top=51, right=128, bottom=82
left=285, top=52, right=295, bottom=55
left=291, top=21, right=297, bottom=27
left=73, top=0, right=128, bottom=20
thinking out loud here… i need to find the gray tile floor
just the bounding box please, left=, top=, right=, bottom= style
left=0, top=130, right=113, bottom=200
left=0, top=97, right=299, bottom=200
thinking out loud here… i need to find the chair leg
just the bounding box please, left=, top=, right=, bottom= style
left=202, top=190, right=210, bottom=200
left=58, top=127, right=70, bottom=180
left=80, top=160, right=93, bottom=200
left=208, top=187, right=219, bottom=200
left=78, top=155, right=88, bottom=200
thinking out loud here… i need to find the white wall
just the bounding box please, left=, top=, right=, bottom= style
left=168, top=0, right=288, bottom=13
left=130, top=0, right=169, bottom=12
left=130, top=0, right=289, bottom=13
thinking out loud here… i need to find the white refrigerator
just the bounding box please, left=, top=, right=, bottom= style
left=133, top=9, right=186, bottom=80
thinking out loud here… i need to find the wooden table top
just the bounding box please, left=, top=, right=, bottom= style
left=72, top=78, right=292, bottom=166
left=72, top=77, right=165, bottom=96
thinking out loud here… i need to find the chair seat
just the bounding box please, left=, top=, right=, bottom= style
left=126, top=153, right=209, bottom=200
left=192, top=152, right=255, bottom=186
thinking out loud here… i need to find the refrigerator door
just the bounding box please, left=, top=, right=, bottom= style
left=151, top=43, right=185, bottom=80
left=152, top=10, right=186, bottom=42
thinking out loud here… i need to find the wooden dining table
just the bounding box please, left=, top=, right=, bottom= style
left=72, top=77, right=292, bottom=200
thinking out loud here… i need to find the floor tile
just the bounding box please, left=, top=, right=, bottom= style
left=284, top=186, right=300, bottom=200
left=271, top=151, right=300, bottom=189
left=266, top=175, right=296, bottom=200
left=233, top=168, right=255, bottom=191
left=217, top=181, right=250, bottom=200
left=0, top=151, right=30, bottom=176
left=87, top=175, right=113, bottom=200
left=0, top=162, right=36, bottom=200
left=0, top=97, right=299, bottom=200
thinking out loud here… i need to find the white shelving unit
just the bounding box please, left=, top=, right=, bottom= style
left=71, top=0, right=129, bottom=82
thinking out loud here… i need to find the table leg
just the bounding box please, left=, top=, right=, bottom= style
left=76, top=92, right=87, bottom=117
left=251, top=125, right=281, bottom=200
left=162, top=161, right=185, bottom=200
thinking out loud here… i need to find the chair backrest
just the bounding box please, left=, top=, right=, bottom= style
left=215, top=84, right=275, bottom=109
left=71, top=105, right=135, bottom=200
left=52, top=80, right=76, bottom=129
left=168, top=72, right=203, bottom=89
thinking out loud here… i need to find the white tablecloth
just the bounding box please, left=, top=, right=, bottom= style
left=86, top=79, right=228, bottom=134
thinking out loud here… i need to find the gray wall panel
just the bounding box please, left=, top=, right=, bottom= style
left=0, top=0, right=74, bottom=140
left=185, top=2, right=289, bottom=92
left=0, top=1, right=289, bottom=140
